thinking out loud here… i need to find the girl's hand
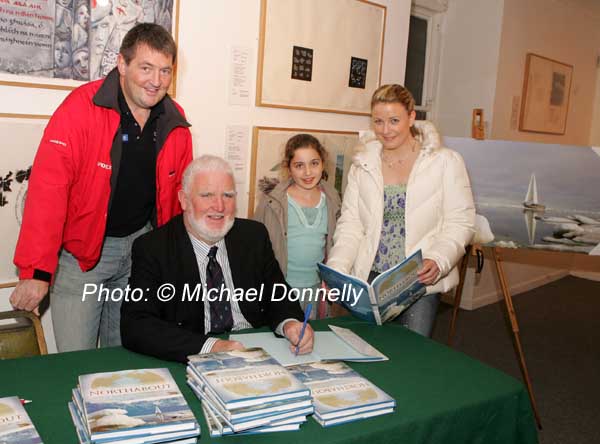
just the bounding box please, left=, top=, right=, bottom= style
left=417, top=259, right=439, bottom=285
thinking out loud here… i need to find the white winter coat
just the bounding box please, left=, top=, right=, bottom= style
left=326, top=121, right=476, bottom=294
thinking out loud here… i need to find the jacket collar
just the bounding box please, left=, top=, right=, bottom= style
left=224, top=219, right=244, bottom=289
left=264, top=179, right=290, bottom=205
left=93, top=68, right=122, bottom=112
left=173, top=214, right=202, bottom=286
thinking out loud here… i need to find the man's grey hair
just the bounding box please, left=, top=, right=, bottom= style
left=181, top=155, right=236, bottom=195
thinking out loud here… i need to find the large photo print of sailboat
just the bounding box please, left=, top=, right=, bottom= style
left=444, top=137, right=600, bottom=254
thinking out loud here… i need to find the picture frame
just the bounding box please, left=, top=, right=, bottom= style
left=248, top=126, right=359, bottom=217
left=519, top=53, right=573, bottom=135
left=0, top=113, right=50, bottom=286
left=0, top=0, right=180, bottom=97
left=256, top=0, right=386, bottom=116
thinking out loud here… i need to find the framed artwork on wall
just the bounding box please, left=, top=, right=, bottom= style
left=248, top=126, right=359, bottom=217
left=0, top=113, right=50, bottom=286
left=256, top=0, right=386, bottom=116
left=0, top=0, right=180, bottom=96
left=519, top=53, right=573, bottom=135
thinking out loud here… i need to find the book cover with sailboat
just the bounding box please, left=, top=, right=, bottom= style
left=0, top=396, right=43, bottom=444
left=318, top=250, right=426, bottom=325
left=68, top=400, right=200, bottom=444
left=188, top=377, right=309, bottom=433
left=186, top=367, right=312, bottom=422
left=187, top=348, right=310, bottom=410
left=287, top=361, right=395, bottom=427
left=77, top=368, right=198, bottom=441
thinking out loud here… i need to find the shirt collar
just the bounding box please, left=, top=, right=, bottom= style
left=188, top=232, right=226, bottom=260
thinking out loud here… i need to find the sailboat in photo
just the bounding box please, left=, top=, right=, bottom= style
left=523, top=209, right=537, bottom=245
left=523, top=173, right=546, bottom=211
left=154, top=405, right=164, bottom=422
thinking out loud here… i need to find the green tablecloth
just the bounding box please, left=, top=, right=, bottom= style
left=0, top=317, right=538, bottom=444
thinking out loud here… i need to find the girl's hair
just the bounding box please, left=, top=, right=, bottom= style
left=282, top=133, right=329, bottom=180
left=371, top=84, right=420, bottom=138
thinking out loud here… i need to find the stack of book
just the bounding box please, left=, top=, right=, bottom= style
left=287, top=361, right=396, bottom=427
left=0, top=396, right=43, bottom=443
left=68, top=368, right=200, bottom=444
left=186, top=348, right=313, bottom=437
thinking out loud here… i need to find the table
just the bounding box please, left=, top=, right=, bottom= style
left=0, top=317, right=538, bottom=444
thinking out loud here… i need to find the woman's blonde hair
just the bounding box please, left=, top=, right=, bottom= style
left=371, top=84, right=420, bottom=138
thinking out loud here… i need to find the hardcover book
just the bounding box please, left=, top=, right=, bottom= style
left=318, top=249, right=426, bottom=325
left=187, top=348, right=310, bottom=409
left=287, top=361, right=395, bottom=425
left=201, top=399, right=302, bottom=437
left=187, top=377, right=310, bottom=433
left=313, top=407, right=395, bottom=427
left=68, top=401, right=200, bottom=444
left=77, top=368, right=198, bottom=442
left=186, top=368, right=311, bottom=421
left=0, top=396, right=43, bottom=444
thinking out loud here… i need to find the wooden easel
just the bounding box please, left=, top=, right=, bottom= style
left=448, top=246, right=543, bottom=430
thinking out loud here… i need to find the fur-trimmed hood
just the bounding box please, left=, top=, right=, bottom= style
left=353, top=120, right=442, bottom=167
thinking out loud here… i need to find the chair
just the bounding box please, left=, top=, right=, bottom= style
left=0, top=310, right=48, bottom=359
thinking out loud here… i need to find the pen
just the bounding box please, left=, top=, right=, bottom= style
left=295, top=303, right=312, bottom=355
left=20, top=399, right=32, bottom=405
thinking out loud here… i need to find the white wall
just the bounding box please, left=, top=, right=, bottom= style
left=0, top=0, right=412, bottom=353
left=434, top=0, right=504, bottom=137
left=491, top=0, right=600, bottom=145
left=176, top=0, right=410, bottom=216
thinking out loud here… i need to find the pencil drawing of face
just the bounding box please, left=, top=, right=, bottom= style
left=54, top=40, right=71, bottom=68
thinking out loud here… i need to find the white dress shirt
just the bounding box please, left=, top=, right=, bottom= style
left=188, top=233, right=291, bottom=353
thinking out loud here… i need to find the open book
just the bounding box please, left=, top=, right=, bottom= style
left=230, top=325, right=388, bottom=367
left=318, top=250, right=426, bottom=325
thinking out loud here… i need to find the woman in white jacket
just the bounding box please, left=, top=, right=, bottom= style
left=327, top=84, right=475, bottom=336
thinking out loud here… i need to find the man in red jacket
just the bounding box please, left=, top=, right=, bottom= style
left=10, top=23, right=192, bottom=352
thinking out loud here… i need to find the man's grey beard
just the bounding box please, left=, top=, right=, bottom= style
left=185, top=212, right=235, bottom=244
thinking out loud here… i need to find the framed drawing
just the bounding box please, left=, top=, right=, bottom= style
left=248, top=127, right=359, bottom=217
left=519, top=53, right=573, bottom=135
left=0, top=113, right=50, bottom=286
left=256, top=0, right=386, bottom=116
left=0, top=0, right=180, bottom=96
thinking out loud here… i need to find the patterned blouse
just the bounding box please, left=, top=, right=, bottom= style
left=372, top=184, right=407, bottom=273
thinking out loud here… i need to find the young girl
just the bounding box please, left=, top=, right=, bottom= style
left=253, top=134, right=341, bottom=319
